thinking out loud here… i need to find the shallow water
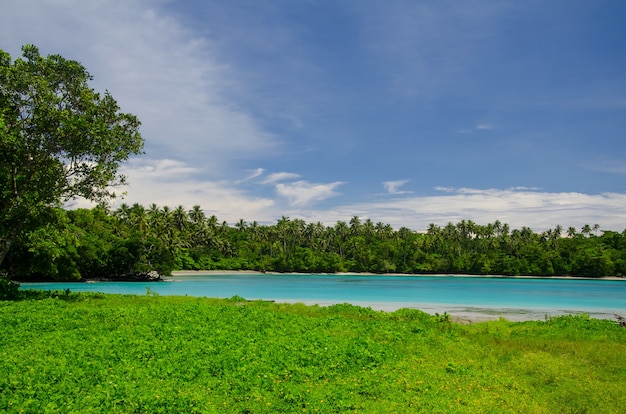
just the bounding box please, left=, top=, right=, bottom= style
left=20, top=274, right=626, bottom=321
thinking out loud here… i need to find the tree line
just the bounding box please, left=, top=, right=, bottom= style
left=2, top=203, right=625, bottom=281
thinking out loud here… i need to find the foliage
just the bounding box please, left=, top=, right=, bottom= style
left=0, top=45, right=143, bottom=269
left=0, top=278, right=19, bottom=300
left=0, top=294, right=624, bottom=412
left=5, top=202, right=626, bottom=280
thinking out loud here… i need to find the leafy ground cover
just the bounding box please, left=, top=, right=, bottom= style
left=1, top=291, right=624, bottom=413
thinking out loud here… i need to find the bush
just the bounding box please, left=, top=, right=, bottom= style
left=0, top=278, right=20, bottom=300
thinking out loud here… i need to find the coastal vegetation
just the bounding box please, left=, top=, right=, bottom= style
left=1, top=292, right=624, bottom=412
left=2, top=203, right=625, bottom=281
left=0, top=45, right=143, bottom=280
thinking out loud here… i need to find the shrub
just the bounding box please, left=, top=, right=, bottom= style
left=0, top=278, right=20, bottom=300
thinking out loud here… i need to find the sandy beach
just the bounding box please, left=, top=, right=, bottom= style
left=170, top=270, right=625, bottom=281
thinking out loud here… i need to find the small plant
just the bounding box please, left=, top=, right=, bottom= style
left=435, top=311, right=451, bottom=323
left=145, top=286, right=159, bottom=296
left=227, top=294, right=247, bottom=302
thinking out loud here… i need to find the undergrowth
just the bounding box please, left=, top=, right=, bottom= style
left=0, top=292, right=624, bottom=413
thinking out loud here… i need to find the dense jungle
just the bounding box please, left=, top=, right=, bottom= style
left=2, top=203, right=624, bottom=281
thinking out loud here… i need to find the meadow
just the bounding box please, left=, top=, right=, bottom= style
left=1, top=291, right=625, bottom=413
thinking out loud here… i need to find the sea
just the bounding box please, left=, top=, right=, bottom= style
left=19, top=273, right=626, bottom=322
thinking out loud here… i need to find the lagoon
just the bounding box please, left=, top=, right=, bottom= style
left=20, top=273, right=626, bottom=321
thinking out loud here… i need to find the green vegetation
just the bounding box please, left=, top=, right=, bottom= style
left=0, top=45, right=143, bottom=275
left=3, top=203, right=626, bottom=280
left=1, top=292, right=624, bottom=412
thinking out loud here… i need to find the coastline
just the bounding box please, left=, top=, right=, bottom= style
left=19, top=271, right=625, bottom=323
left=170, top=269, right=625, bottom=281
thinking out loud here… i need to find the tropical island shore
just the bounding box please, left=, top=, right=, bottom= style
left=170, top=269, right=625, bottom=280
left=166, top=270, right=626, bottom=323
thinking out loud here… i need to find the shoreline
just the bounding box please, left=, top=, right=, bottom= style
left=170, top=270, right=625, bottom=281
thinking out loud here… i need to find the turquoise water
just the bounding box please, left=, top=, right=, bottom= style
left=20, top=274, right=626, bottom=321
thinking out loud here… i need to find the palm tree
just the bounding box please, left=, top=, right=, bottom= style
left=493, top=220, right=503, bottom=237
left=592, top=224, right=600, bottom=236
left=363, top=219, right=375, bottom=243
left=207, top=215, right=219, bottom=231
left=349, top=216, right=362, bottom=236
left=249, top=221, right=260, bottom=241
left=334, top=221, right=349, bottom=259
left=581, top=224, right=592, bottom=238
left=129, top=203, right=148, bottom=233
left=188, top=205, right=205, bottom=226
left=173, top=205, right=188, bottom=233
left=567, top=227, right=577, bottom=238
left=553, top=224, right=563, bottom=239
left=115, top=203, right=131, bottom=224
left=235, top=219, right=247, bottom=233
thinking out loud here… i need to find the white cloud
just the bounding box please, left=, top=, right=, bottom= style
left=0, top=0, right=275, bottom=177
left=275, top=181, right=345, bottom=207
left=68, top=159, right=276, bottom=222
left=476, top=124, right=494, bottom=130
left=121, top=159, right=276, bottom=221
left=383, top=180, right=412, bottom=194
left=580, top=159, right=626, bottom=175
left=128, top=159, right=198, bottom=179
left=282, top=188, right=626, bottom=232
left=237, top=168, right=265, bottom=183
left=457, top=123, right=495, bottom=133
left=262, top=172, right=301, bottom=184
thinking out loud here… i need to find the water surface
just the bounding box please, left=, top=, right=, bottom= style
left=20, top=274, right=626, bottom=321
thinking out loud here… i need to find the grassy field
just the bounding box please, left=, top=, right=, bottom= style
left=1, top=291, right=625, bottom=413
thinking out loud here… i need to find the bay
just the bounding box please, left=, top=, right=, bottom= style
left=20, top=274, right=626, bottom=321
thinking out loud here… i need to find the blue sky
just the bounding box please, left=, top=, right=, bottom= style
left=2, top=0, right=625, bottom=231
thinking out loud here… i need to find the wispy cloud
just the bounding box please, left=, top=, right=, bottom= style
left=275, top=181, right=345, bottom=207
left=121, top=160, right=276, bottom=220
left=457, top=123, right=495, bottom=134
left=261, top=172, right=301, bottom=184
left=580, top=159, right=626, bottom=175
left=287, top=188, right=626, bottom=232
left=354, top=1, right=510, bottom=99
left=129, top=159, right=199, bottom=179
left=383, top=180, right=412, bottom=195
left=237, top=168, right=265, bottom=183
left=0, top=0, right=276, bottom=175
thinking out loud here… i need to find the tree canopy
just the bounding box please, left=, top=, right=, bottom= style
left=3, top=202, right=625, bottom=280
left=0, top=45, right=144, bottom=268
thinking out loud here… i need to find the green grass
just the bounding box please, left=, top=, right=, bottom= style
left=1, top=292, right=624, bottom=413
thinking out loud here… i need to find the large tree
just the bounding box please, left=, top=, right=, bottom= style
left=0, top=45, right=144, bottom=270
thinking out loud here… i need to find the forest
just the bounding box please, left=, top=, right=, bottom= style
left=2, top=203, right=625, bottom=281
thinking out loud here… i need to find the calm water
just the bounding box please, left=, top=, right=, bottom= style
left=20, top=274, right=626, bottom=321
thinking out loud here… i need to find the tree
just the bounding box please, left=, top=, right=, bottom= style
left=0, top=45, right=144, bottom=271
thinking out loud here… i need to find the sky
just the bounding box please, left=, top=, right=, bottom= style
left=2, top=0, right=626, bottom=232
